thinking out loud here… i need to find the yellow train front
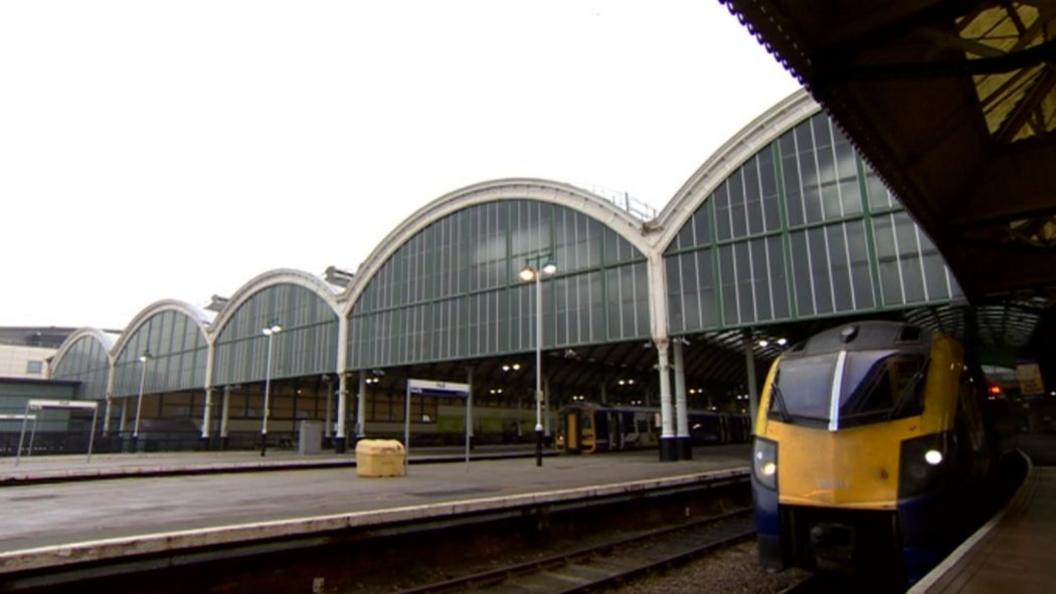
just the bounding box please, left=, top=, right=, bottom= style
left=752, top=321, right=993, bottom=586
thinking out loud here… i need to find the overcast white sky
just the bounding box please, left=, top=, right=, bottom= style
left=0, top=1, right=798, bottom=331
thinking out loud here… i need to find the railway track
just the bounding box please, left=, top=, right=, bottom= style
left=397, top=507, right=754, bottom=593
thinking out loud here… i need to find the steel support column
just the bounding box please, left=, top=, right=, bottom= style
left=673, top=339, right=691, bottom=460
left=335, top=373, right=348, bottom=453
left=656, top=338, right=677, bottom=461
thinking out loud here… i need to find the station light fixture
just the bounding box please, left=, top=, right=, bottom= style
left=132, top=349, right=152, bottom=450
left=259, top=320, right=283, bottom=457
left=519, top=254, right=557, bottom=469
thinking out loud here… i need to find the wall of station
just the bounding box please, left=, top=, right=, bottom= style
left=48, top=90, right=964, bottom=408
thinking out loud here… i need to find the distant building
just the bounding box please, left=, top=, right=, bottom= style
left=0, top=327, right=79, bottom=379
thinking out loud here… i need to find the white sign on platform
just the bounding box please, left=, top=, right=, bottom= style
left=405, top=378, right=472, bottom=473
left=407, top=379, right=470, bottom=397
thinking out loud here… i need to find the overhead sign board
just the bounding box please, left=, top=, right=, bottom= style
left=407, top=379, right=470, bottom=397
left=1016, top=362, right=1045, bottom=396
left=27, top=399, right=99, bottom=411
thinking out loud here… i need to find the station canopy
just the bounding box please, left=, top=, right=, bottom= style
left=723, top=0, right=1056, bottom=298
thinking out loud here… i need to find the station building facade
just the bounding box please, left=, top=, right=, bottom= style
left=45, top=90, right=963, bottom=458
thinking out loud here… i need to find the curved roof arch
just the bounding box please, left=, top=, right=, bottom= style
left=340, top=178, right=652, bottom=316
left=210, top=268, right=342, bottom=339
left=49, top=327, right=119, bottom=374
left=653, top=89, right=820, bottom=253
left=110, top=299, right=214, bottom=359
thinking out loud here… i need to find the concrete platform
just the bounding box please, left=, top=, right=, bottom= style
left=911, top=453, right=1056, bottom=594
left=0, top=445, right=750, bottom=575
left=0, top=444, right=549, bottom=486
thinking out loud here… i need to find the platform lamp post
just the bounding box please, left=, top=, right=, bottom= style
left=132, top=350, right=151, bottom=452
left=519, top=255, right=557, bottom=468
left=260, top=321, right=283, bottom=457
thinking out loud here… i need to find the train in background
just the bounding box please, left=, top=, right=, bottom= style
left=556, top=402, right=751, bottom=454
left=752, top=321, right=997, bottom=587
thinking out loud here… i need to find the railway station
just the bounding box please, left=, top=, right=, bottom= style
left=1, top=0, right=1054, bottom=592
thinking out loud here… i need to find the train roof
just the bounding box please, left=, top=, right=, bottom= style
left=783, top=320, right=933, bottom=359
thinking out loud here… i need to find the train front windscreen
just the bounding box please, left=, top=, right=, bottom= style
left=769, top=350, right=928, bottom=428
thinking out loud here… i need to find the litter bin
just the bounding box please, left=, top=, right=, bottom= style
left=355, top=439, right=406, bottom=477
left=298, top=420, right=323, bottom=455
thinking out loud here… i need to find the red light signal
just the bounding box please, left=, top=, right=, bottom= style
left=987, top=385, right=1002, bottom=397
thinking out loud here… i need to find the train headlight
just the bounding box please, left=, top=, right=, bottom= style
left=753, top=437, right=778, bottom=491
left=899, top=433, right=952, bottom=499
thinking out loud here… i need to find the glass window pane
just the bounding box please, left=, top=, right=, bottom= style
left=681, top=253, right=701, bottom=331
left=918, top=229, right=949, bottom=301
left=808, top=227, right=834, bottom=314
left=846, top=220, right=875, bottom=310
left=872, top=213, right=904, bottom=306
left=714, top=183, right=732, bottom=241
left=751, top=239, right=772, bottom=321
left=744, top=157, right=764, bottom=235
left=893, top=212, right=925, bottom=303
left=693, top=201, right=713, bottom=246
left=759, top=146, right=781, bottom=232
left=736, top=242, right=754, bottom=323
left=767, top=236, right=790, bottom=319
left=827, top=224, right=853, bottom=311
left=789, top=230, right=814, bottom=317
left=719, top=245, right=738, bottom=325
left=780, top=132, right=805, bottom=227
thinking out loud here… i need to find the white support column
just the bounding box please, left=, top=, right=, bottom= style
left=119, top=397, right=129, bottom=433
left=323, top=377, right=333, bottom=443
left=335, top=315, right=351, bottom=451
left=672, top=339, right=691, bottom=460
left=103, top=395, right=113, bottom=436
left=200, top=387, right=214, bottom=445
left=103, top=364, right=115, bottom=436
left=656, top=337, right=677, bottom=461
left=335, top=373, right=349, bottom=453
left=220, top=386, right=231, bottom=449
left=202, top=342, right=215, bottom=446
left=356, top=371, right=366, bottom=438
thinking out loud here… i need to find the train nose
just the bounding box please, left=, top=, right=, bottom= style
left=809, top=523, right=853, bottom=548
left=809, top=523, right=856, bottom=571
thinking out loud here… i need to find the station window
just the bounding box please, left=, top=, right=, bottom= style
left=25, top=360, right=43, bottom=375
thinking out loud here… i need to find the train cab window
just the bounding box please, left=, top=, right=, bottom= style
left=769, top=353, right=839, bottom=423
left=636, top=419, right=649, bottom=434
left=770, top=350, right=927, bottom=427
left=839, top=352, right=927, bottom=425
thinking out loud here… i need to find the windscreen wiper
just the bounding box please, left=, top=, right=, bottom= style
left=769, top=382, right=793, bottom=423
left=888, top=360, right=929, bottom=420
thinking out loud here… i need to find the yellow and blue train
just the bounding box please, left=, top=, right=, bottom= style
left=752, top=321, right=995, bottom=585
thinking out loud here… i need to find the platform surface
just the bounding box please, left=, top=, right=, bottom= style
left=0, top=444, right=543, bottom=485
left=913, top=462, right=1055, bottom=593
left=0, top=445, right=749, bottom=569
